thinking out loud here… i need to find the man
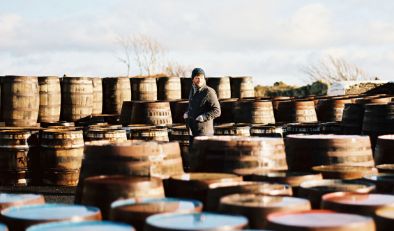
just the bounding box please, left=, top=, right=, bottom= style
left=184, top=68, right=221, bottom=144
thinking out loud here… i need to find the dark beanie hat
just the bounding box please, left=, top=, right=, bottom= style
left=191, top=68, right=205, bottom=78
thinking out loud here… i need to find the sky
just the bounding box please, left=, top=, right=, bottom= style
left=0, top=0, right=394, bottom=86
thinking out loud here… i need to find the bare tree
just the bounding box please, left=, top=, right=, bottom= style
left=116, top=36, right=132, bottom=76
left=302, top=56, right=374, bottom=84
left=164, top=61, right=191, bottom=77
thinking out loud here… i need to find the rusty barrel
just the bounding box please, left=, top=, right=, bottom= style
left=61, top=77, right=93, bottom=122
left=91, top=77, right=103, bottom=115
left=85, top=127, right=127, bottom=142
left=0, top=204, right=101, bottom=231
left=250, top=123, right=284, bottom=137
left=276, top=100, right=317, bottom=123
left=216, top=98, right=238, bottom=124
left=285, top=134, right=374, bottom=171
left=130, top=77, right=157, bottom=101
left=131, top=101, right=172, bottom=126
left=170, top=100, right=189, bottom=124
left=312, top=165, right=377, bottom=180
left=80, top=175, right=165, bottom=219
left=157, top=77, right=181, bottom=100
left=214, top=123, right=250, bottom=136
left=37, top=76, right=61, bottom=123
left=375, top=135, right=394, bottom=165
left=126, top=125, right=169, bottom=141
left=230, top=76, right=254, bottom=98
left=110, top=197, right=202, bottom=231
left=191, top=136, right=288, bottom=174
left=219, top=194, right=311, bottom=229
left=180, top=77, right=192, bottom=99
left=235, top=100, right=275, bottom=124
left=316, top=98, right=352, bottom=122
left=39, top=129, right=84, bottom=186
left=267, top=210, right=375, bottom=231
left=207, top=77, right=231, bottom=99
left=2, top=76, right=39, bottom=127
left=103, top=77, right=131, bottom=115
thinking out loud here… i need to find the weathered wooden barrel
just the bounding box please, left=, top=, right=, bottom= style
left=216, top=98, right=238, bottom=124
left=119, top=101, right=133, bottom=126
left=102, top=77, right=131, bottom=115
left=26, top=221, right=135, bottom=231
left=272, top=97, right=293, bottom=121
left=131, top=101, right=172, bottom=125
left=316, top=98, right=352, bottom=122
left=312, top=165, right=377, bottom=180
left=342, top=103, right=364, bottom=135
left=91, top=77, right=103, bottom=115
left=230, top=76, right=254, bottom=98
left=375, top=206, right=394, bottom=231
left=81, top=140, right=184, bottom=180
left=250, top=124, right=284, bottom=137
left=180, top=77, right=192, bottom=99
left=170, top=100, right=189, bottom=123
left=284, top=122, right=321, bottom=136
left=356, top=95, right=392, bottom=104
left=374, top=135, right=394, bottom=165
left=322, top=192, right=394, bottom=217
left=285, top=134, right=374, bottom=171
left=37, top=76, right=61, bottom=123
left=0, top=193, right=45, bottom=210
left=362, top=103, right=394, bottom=151
left=214, top=123, right=250, bottom=136
left=191, top=136, right=288, bottom=174
left=169, top=125, right=190, bottom=171
left=206, top=77, right=231, bottom=99
left=320, top=121, right=343, bottom=134
left=80, top=175, right=165, bottom=219
left=376, top=164, right=394, bottom=174
left=126, top=125, right=169, bottom=141
left=157, top=77, right=181, bottom=100
left=61, top=77, right=93, bottom=122
left=298, top=179, right=375, bottom=208
left=276, top=100, right=317, bottom=123
left=130, top=77, right=157, bottom=101
left=266, top=210, right=375, bottom=231
left=234, top=100, right=275, bottom=124
left=2, top=76, right=39, bottom=127
left=40, top=121, right=75, bottom=128
left=39, top=129, right=84, bottom=186
left=145, top=212, right=248, bottom=231
left=219, top=194, right=311, bottom=229
left=0, top=204, right=101, bottom=231
left=110, top=197, right=202, bottom=231
left=364, top=173, right=394, bottom=194
left=85, top=128, right=127, bottom=142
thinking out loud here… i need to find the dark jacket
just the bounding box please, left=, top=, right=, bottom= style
left=187, top=84, right=221, bottom=136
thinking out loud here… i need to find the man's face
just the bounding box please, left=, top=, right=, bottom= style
left=192, top=74, right=205, bottom=88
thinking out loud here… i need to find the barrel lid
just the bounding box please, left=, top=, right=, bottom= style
left=26, top=221, right=134, bottom=231
left=300, top=179, right=375, bottom=193
left=84, top=175, right=162, bottom=187
left=146, top=212, right=248, bottom=230
left=364, top=173, right=394, bottom=182
left=323, top=193, right=394, bottom=206
left=267, top=210, right=373, bottom=228
left=170, top=173, right=241, bottom=184
left=1, top=204, right=100, bottom=220
left=376, top=206, right=394, bottom=219
left=249, top=171, right=322, bottom=186
left=0, top=193, right=43, bottom=204
left=220, top=194, right=310, bottom=209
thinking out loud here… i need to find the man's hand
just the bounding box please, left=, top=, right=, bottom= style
left=195, top=115, right=205, bottom=122
left=183, top=112, right=188, bottom=119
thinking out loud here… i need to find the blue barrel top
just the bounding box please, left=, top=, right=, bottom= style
left=26, top=221, right=134, bottom=231
left=0, top=194, right=42, bottom=203
left=111, top=197, right=202, bottom=211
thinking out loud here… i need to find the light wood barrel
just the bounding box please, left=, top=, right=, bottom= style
left=38, top=76, right=61, bottom=123
left=157, top=77, right=181, bottom=100
left=235, top=100, right=275, bottom=124
left=131, top=101, right=172, bottom=126
left=103, top=77, right=131, bottom=114
left=91, top=77, right=103, bottom=115
left=207, top=77, right=231, bottom=99
left=230, top=76, right=254, bottom=98
left=130, top=77, right=157, bottom=101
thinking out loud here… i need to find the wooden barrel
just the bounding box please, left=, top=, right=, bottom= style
left=312, top=165, right=377, bottom=180
left=250, top=124, right=284, bottom=137
left=131, top=101, right=172, bottom=126
left=0, top=193, right=45, bottom=210
left=26, top=221, right=135, bottom=231
left=191, top=136, right=288, bottom=174
left=235, top=100, right=275, bottom=124
left=316, top=98, right=352, bottom=122
left=216, top=98, right=238, bottom=124
left=39, top=129, right=84, bottom=186
left=375, top=206, right=394, bottom=231
left=376, top=164, right=394, bottom=174
left=126, top=125, right=169, bottom=141
left=37, top=76, right=61, bottom=123
left=157, top=77, right=181, bottom=100
left=219, top=194, right=311, bottom=229
left=169, top=125, right=190, bottom=172
left=320, top=122, right=343, bottom=134
left=91, top=77, right=103, bottom=115
left=230, top=76, right=254, bottom=98
left=267, top=210, right=375, bottom=231
left=85, top=128, right=127, bottom=142
left=61, top=77, right=93, bottom=122
left=170, top=100, right=189, bottom=124
left=276, top=100, right=317, bottom=123
left=0, top=204, right=101, bottom=231
left=180, top=77, right=192, bottom=99
left=364, top=174, right=394, bottom=194
left=40, top=121, right=74, bottom=128
left=375, top=135, right=394, bottom=165
left=205, top=181, right=292, bottom=211
left=298, top=179, right=375, bottom=208
left=206, top=77, right=231, bottom=99
left=284, top=122, right=321, bottom=136
left=2, top=76, right=39, bottom=127
left=145, top=212, right=248, bottom=231
left=272, top=97, right=293, bottom=121
left=102, top=77, right=131, bottom=114
left=119, top=101, right=133, bottom=126
left=322, top=192, right=394, bottom=216
left=130, top=77, right=157, bottom=101
left=342, top=103, right=364, bottom=135
left=110, top=197, right=202, bottom=231
left=80, top=175, right=165, bottom=219
left=285, top=134, right=375, bottom=171
left=214, top=123, right=250, bottom=136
